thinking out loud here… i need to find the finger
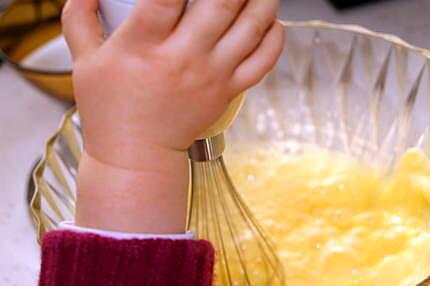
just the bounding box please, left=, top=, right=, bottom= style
left=117, top=0, right=187, bottom=44
left=170, top=0, right=247, bottom=50
left=229, top=21, right=284, bottom=94
left=214, top=0, right=279, bottom=69
left=62, top=0, right=104, bottom=60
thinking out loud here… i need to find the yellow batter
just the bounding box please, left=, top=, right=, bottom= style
left=227, top=145, right=430, bottom=286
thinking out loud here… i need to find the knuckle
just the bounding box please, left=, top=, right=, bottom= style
left=243, top=0, right=279, bottom=33
left=245, top=15, right=267, bottom=38
left=272, top=0, right=281, bottom=8
left=162, top=54, right=189, bottom=78
left=214, top=0, right=246, bottom=14
left=265, top=0, right=280, bottom=14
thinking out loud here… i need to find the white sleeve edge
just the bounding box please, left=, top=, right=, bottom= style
left=59, top=221, right=195, bottom=240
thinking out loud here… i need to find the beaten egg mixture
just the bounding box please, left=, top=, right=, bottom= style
left=227, top=145, right=430, bottom=286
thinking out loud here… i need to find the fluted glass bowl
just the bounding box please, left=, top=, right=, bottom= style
left=31, top=21, right=430, bottom=285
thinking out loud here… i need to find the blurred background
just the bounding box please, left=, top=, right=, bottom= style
left=0, top=0, right=428, bottom=284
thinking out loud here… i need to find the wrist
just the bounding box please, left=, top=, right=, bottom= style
left=83, top=136, right=188, bottom=172
left=76, top=150, right=189, bottom=234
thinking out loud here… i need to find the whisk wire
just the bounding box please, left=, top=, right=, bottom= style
left=188, top=134, right=284, bottom=285
left=219, top=157, right=285, bottom=284
left=207, top=170, right=233, bottom=286
left=212, top=159, right=253, bottom=285
left=202, top=164, right=210, bottom=239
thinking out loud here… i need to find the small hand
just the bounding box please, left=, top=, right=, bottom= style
left=62, top=0, right=284, bottom=233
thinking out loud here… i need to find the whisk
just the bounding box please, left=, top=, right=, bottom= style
left=188, top=133, right=285, bottom=285
left=99, top=1, right=284, bottom=285
left=187, top=96, right=284, bottom=286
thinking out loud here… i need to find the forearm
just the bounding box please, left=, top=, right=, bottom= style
left=76, top=150, right=189, bottom=234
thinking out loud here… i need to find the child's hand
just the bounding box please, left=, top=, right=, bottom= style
left=62, top=0, right=284, bottom=233
left=63, top=0, right=284, bottom=170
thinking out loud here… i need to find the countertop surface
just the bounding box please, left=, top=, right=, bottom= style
left=0, top=0, right=429, bottom=284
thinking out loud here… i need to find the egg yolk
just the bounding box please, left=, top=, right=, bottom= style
left=227, top=145, right=430, bottom=286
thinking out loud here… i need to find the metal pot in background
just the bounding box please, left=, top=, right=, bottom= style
left=0, top=0, right=73, bottom=100
left=0, top=0, right=12, bottom=11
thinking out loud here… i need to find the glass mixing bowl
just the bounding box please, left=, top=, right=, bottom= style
left=30, top=21, right=430, bottom=285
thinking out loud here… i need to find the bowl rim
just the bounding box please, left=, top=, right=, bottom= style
left=281, top=20, right=430, bottom=59
left=3, top=20, right=430, bottom=78
left=31, top=107, right=77, bottom=243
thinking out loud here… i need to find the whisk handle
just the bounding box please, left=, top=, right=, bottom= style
left=188, top=133, right=225, bottom=162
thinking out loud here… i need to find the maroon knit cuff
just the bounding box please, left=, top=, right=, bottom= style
left=39, top=230, right=214, bottom=286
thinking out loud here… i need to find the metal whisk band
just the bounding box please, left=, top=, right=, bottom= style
left=188, top=133, right=225, bottom=162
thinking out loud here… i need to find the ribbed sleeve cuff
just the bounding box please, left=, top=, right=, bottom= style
left=39, top=230, right=215, bottom=286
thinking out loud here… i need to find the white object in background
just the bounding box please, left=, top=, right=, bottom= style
left=21, top=0, right=136, bottom=71
left=99, top=0, right=191, bottom=35
left=21, top=0, right=138, bottom=70
left=99, top=0, right=136, bottom=35
left=21, top=35, right=72, bottom=71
